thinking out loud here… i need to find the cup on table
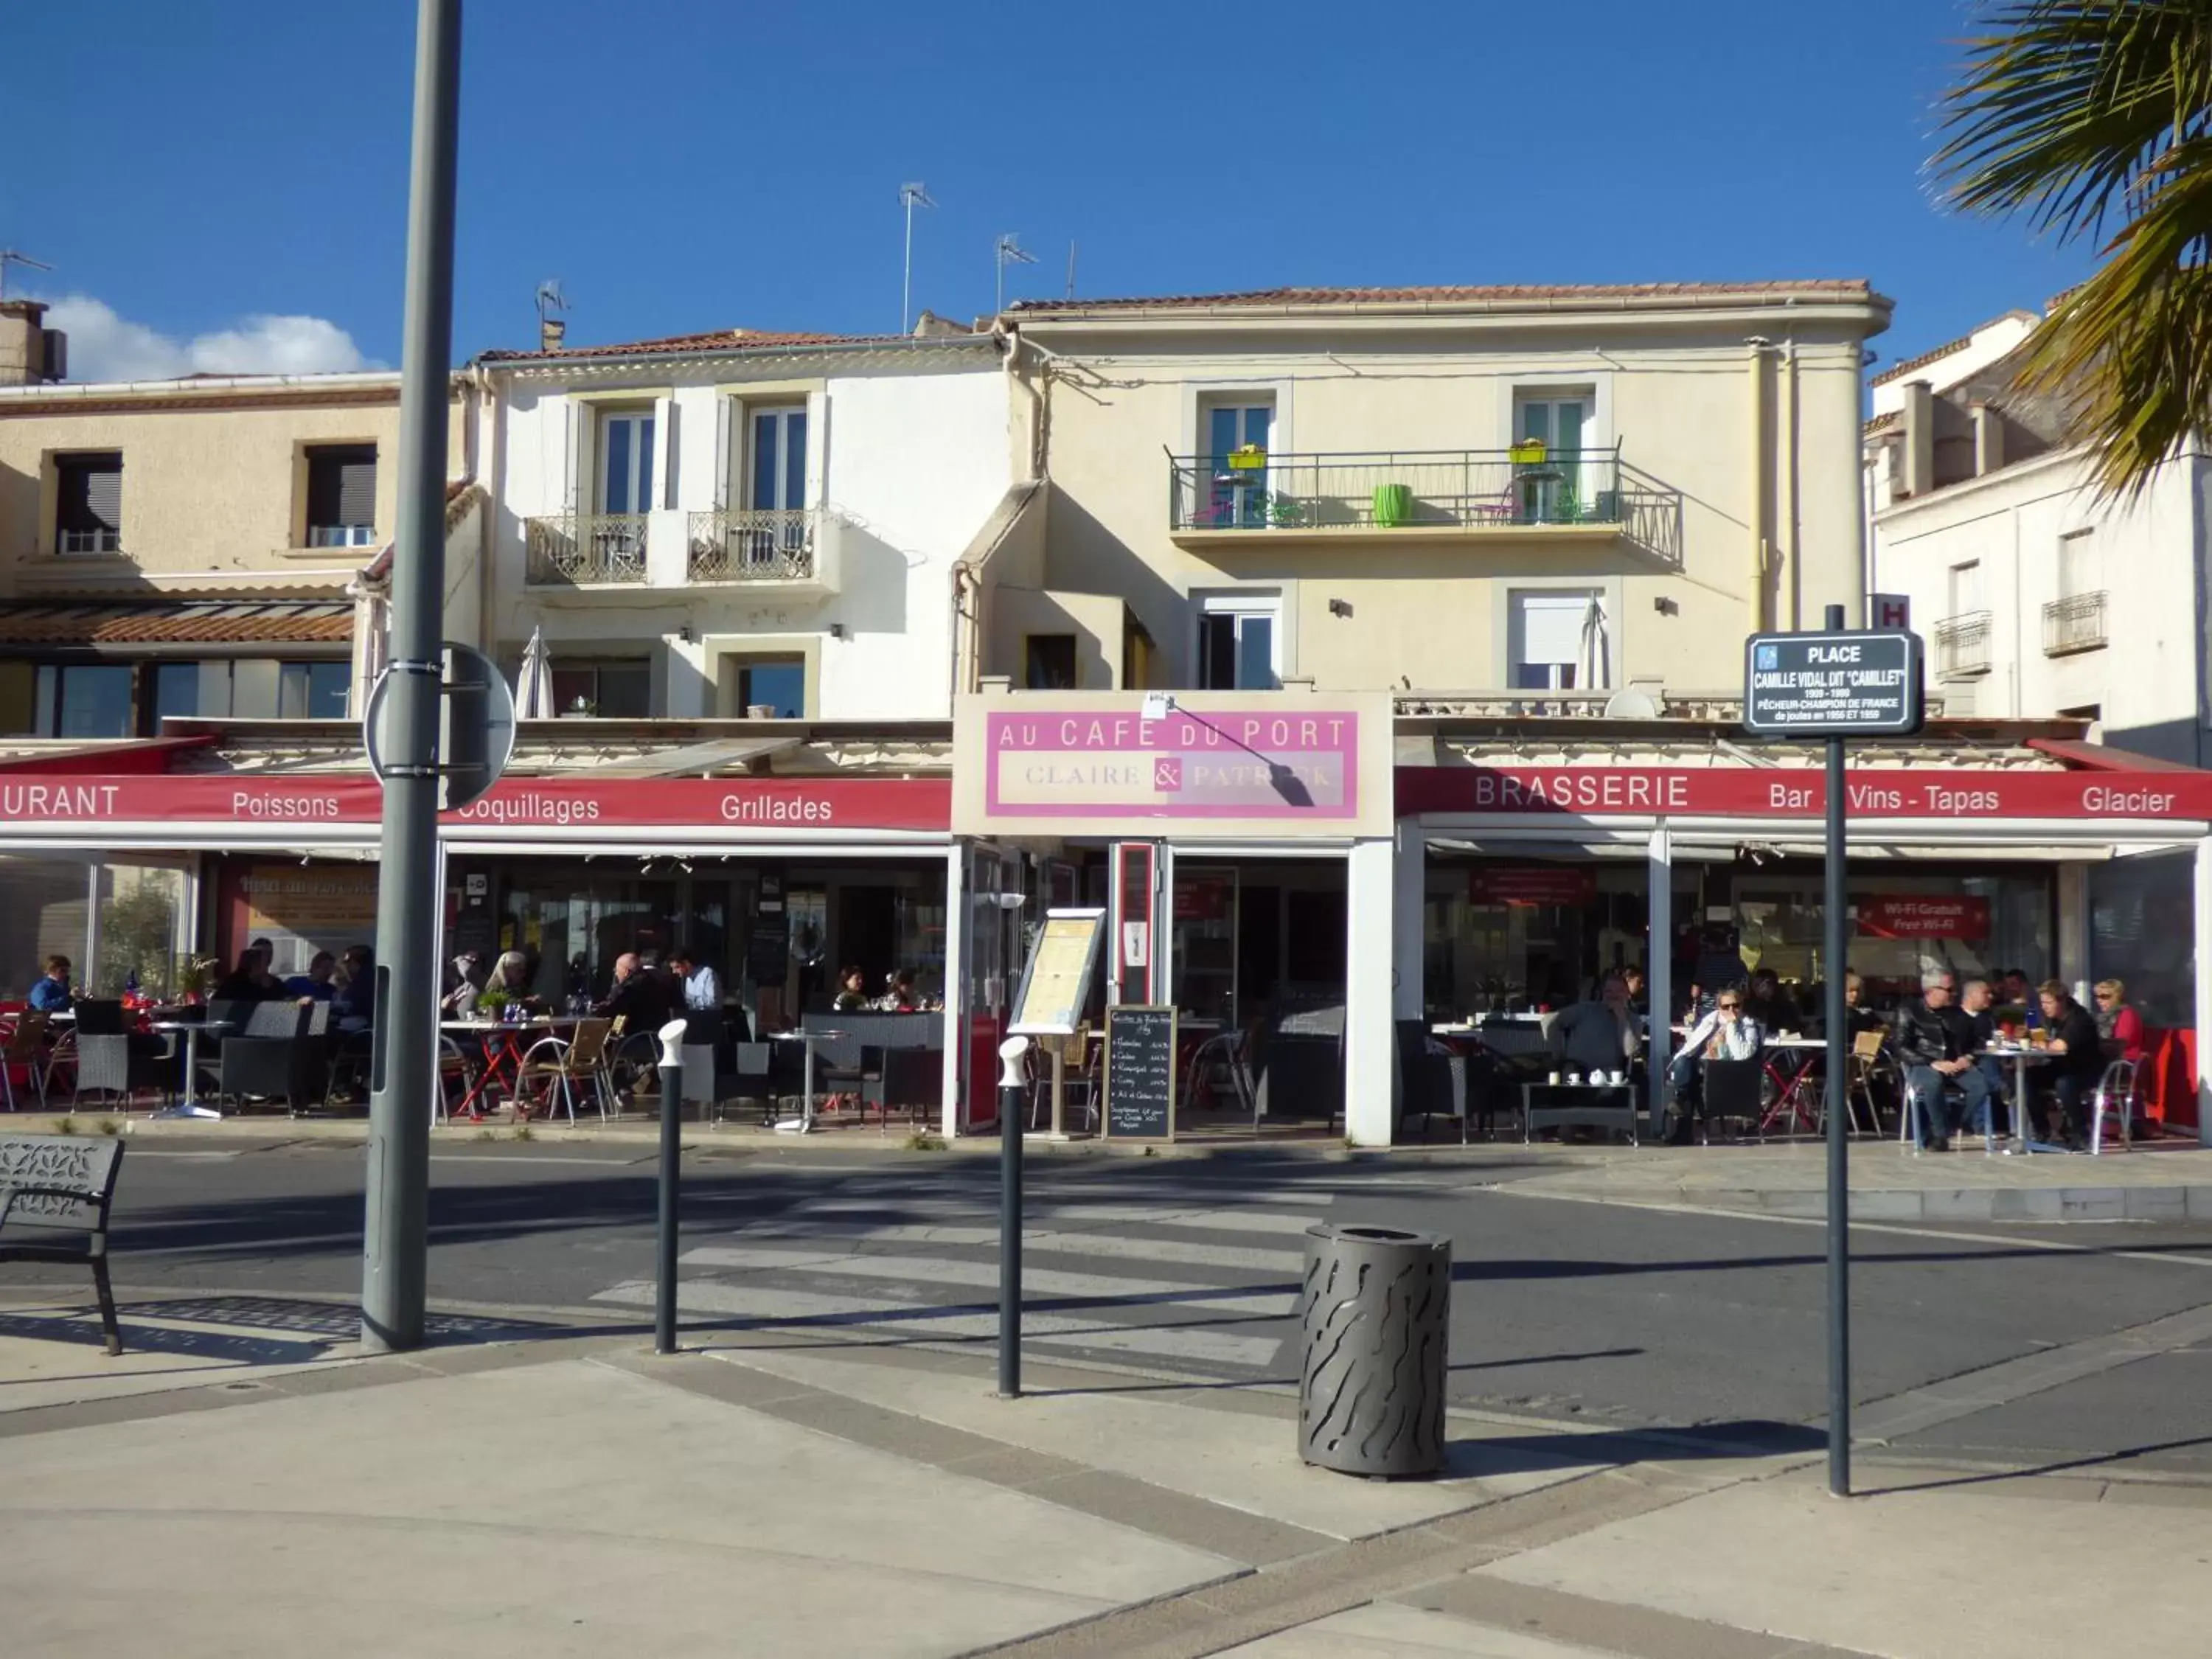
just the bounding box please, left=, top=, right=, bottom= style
left=1547, top=1071, right=1561, bottom=1085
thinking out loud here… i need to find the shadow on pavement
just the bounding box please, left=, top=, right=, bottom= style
left=1448, top=1418, right=1826, bottom=1478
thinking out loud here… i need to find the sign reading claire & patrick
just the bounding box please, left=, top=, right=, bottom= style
left=954, top=692, right=1394, bottom=839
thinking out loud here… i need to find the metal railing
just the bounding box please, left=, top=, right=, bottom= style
left=687, top=509, right=817, bottom=581
left=1934, top=610, right=1994, bottom=678
left=2042, top=591, right=2108, bottom=656
left=1167, top=446, right=1649, bottom=533
left=524, top=513, right=649, bottom=585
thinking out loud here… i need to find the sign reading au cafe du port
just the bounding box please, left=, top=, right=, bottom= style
left=953, top=690, right=1395, bottom=839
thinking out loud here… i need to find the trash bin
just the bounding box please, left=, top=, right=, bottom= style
left=1298, top=1222, right=1450, bottom=1477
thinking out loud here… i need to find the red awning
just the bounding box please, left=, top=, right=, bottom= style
left=0, top=734, right=218, bottom=776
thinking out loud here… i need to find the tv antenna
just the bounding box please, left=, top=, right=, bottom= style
left=1065, top=239, right=1077, bottom=299
left=994, top=234, right=1037, bottom=313
left=898, top=183, right=935, bottom=334
left=535, top=279, right=568, bottom=329
left=0, top=249, right=53, bottom=303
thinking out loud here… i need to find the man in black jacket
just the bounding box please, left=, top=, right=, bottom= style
left=1894, top=969, right=1988, bottom=1151
left=2038, top=980, right=2105, bottom=1150
left=597, top=952, right=676, bottom=1035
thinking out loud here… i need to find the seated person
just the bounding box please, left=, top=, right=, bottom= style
left=831, top=965, right=873, bottom=1012
left=476, top=950, right=542, bottom=1015
left=331, top=945, right=376, bottom=1031
left=1840, top=971, right=1885, bottom=1037
left=874, top=969, right=919, bottom=1012
left=1663, top=988, right=1764, bottom=1142
left=28, top=953, right=73, bottom=1013
left=597, top=951, right=675, bottom=1034
left=1956, top=976, right=2002, bottom=1137
left=1894, top=969, right=1988, bottom=1151
left=1551, top=973, right=1638, bottom=1079
left=669, top=948, right=720, bottom=1013
left=1745, top=969, right=1804, bottom=1034
left=285, top=951, right=339, bottom=1002
left=2093, top=978, right=2147, bottom=1065
left=1998, top=968, right=2042, bottom=1029
left=439, top=950, right=487, bottom=1015
left=213, top=948, right=279, bottom=1004
left=2039, top=979, right=2107, bottom=1150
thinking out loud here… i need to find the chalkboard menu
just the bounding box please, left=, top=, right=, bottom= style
left=1103, top=1004, right=1177, bottom=1141
left=745, top=872, right=789, bottom=985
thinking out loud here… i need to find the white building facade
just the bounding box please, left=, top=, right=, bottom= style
left=479, top=327, right=1022, bottom=720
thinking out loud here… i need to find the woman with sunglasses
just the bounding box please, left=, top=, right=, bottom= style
left=2093, top=979, right=2146, bottom=1065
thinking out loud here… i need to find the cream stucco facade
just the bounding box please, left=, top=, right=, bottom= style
left=971, top=285, right=1888, bottom=700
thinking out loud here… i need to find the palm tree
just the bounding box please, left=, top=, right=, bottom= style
left=1934, top=1, right=2212, bottom=497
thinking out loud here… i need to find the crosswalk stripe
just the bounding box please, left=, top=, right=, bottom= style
left=1037, top=1204, right=1326, bottom=1237
left=590, top=1279, right=1285, bottom=1368
left=712, top=1220, right=1305, bottom=1275
left=679, top=1245, right=1300, bottom=1318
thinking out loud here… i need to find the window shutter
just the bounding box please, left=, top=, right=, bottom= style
left=337, top=453, right=377, bottom=526
left=712, top=396, right=732, bottom=510
left=652, top=394, right=675, bottom=509
left=804, top=392, right=828, bottom=509
left=83, top=461, right=122, bottom=531
left=562, top=398, right=585, bottom=513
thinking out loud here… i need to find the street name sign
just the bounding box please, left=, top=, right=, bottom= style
left=1742, top=629, right=1923, bottom=737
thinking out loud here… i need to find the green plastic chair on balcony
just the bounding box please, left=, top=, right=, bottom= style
left=1372, top=483, right=1413, bottom=527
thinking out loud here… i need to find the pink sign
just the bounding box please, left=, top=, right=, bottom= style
left=984, top=709, right=1360, bottom=821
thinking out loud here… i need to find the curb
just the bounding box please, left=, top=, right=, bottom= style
left=1523, top=1183, right=2212, bottom=1223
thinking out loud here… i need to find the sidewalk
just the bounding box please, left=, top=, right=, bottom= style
left=2, top=1285, right=2208, bottom=1658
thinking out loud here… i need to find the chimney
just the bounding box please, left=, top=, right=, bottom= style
left=540, top=315, right=566, bottom=354
left=1902, top=379, right=1934, bottom=498
left=0, top=299, right=55, bottom=388
left=1972, top=402, right=2005, bottom=476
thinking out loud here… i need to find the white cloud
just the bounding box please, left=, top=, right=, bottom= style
left=36, top=294, right=381, bottom=383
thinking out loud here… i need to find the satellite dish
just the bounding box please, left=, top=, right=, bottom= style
left=1603, top=689, right=1660, bottom=719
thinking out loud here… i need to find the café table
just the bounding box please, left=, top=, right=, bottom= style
left=440, top=1015, right=581, bottom=1119
left=1978, top=1045, right=2062, bottom=1155
left=1520, top=1076, right=1638, bottom=1145
left=146, top=1018, right=237, bottom=1121
left=1758, top=1035, right=1827, bottom=1137
left=767, top=1027, right=845, bottom=1134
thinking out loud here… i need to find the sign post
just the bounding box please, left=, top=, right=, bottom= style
left=1743, top=608, right=1923, bottom=1500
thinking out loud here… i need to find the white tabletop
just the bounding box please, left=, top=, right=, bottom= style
left=1979, top=1046, right=2053, bottom=1061
left=1767, top=1036, right=1826, bottom=1049
left=150, top=1019, right=234, bottom=1034
left=441, top=1016, right=580, bottom=1032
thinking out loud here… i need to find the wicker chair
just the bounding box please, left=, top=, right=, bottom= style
left=518, top=1017, right=616, bottom=1124
left=1, top=1012, right=52, bottom=1110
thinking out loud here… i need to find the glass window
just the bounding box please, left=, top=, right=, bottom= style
left=278, top=661, right=350, bottom=719
left=549, top=661, right=652, bottom=718
left=152, top=662, right=205, bottom=725
left=92, top=861, right=186, bottom=999
left=305, top=444, right=378, bottom=545
left=1024, top=635, right=1077, bottom=690
left=1195, top=594, right=1280, bottom=690
left=750, top=408, right=807, bottom=512
left=737, top=659, right=804, bottom=717
left=599, top=412, right=654, bottom=515
left=1202, top=402, right=1271, bottom=526
left=1509, top=591, right=1596, bottom=692
left=32, top=664, right=133, bottom=738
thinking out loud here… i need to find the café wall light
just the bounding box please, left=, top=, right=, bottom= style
left=1328, top=598, right=1352, bottom=618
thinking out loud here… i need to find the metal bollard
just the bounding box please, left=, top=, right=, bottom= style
left=654, top=1017, right=689, bottom=1355
left=997, top=1034, right=1030, bottom=1399
left=1298, top=1223, right=1451, bottom=1477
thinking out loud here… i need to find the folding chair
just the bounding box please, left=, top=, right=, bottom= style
left=2090, top=1057, right=2138, bottom=1155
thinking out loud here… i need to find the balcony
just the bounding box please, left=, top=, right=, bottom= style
left=1166, top=445, right=1681, bottom=561
left=525, top=514, right=650, bottom=585
left=1935, top=610, right=1994, bottom=679
left=688, top=509, right=818, bottom=582
left=2043, top=591, right=2108, bottom=656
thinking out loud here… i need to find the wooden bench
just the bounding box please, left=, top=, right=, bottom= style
left=0, top=1135, right=125, bottom=1354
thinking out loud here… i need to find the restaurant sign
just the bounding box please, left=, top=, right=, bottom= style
left=954, top=692, right=1394, bottom=838
left=0, top=775, right=952, bottom=833
left=1858, top=894, right=1990, bottom=941
left=1469, top=866, right=1598, bottom=907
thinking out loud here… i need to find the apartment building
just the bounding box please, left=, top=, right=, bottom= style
left=0, top=299, right=480, bottom=742
left=476, top=317, right=1021, bottom=719
left=1865, top=305, right=2208, bottom=765
left=964, top=282, right=1890, bottom=701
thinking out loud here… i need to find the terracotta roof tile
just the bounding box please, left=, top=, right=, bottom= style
left=1870, top=308, right=2040, bottom=386
left=1009, top=280, right=1879, bottom=314
left=479, top=324, right=969, bottom=363
left=0, top=602, right=353, bottom=647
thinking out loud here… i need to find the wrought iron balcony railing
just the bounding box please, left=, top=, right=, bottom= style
left=1935, top=610, right=1994, bottom=679
left=525, top=513, right=649, bottom=585
left=2042, top=591, right=2108, bottom=656
left=1166, top=445, right=1659, bottom=533
left=687, top=509, right=817, bottom=581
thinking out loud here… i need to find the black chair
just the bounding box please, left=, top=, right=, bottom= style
left=1397, top=1020, right=1469, bottom=1143
left=865, top=1046, right=943, bottom=1133
left=72, top=999, right=127, bottom=1036
left=1699, top=1057, right=1767, bottom=1142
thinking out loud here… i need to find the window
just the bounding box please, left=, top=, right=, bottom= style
left=2058, top=529, right=2097, bottom=599
left=733, top=658, right=805, bottom=718
left=550, top=661, right=652, bottom=718
left=32, top=664, right=133, bottom=737
left=149, top=662, right=207, bottom=728
left=305, top=444, right=378, bottom=546
left=598, top=411, right=655, bottom=515
left=279, top=661, right=350, bottom=719
left=1947, top=559, right=1983, bottom=616
left=1201, top=401, right=1273, bottom=528
left=55, top=452, right=122, bottom=553
left=1508, top=590, right=1599, bottom=692
left=749, top=407, right=807, bottom=515
left=1024, top=634, right=1077, bottom=690
left=1194, top=592, right=1280, bottom=690
left=1512, top=392, right=1593, bottom=522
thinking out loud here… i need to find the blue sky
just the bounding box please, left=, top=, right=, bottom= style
left=8, top=0, right=2095, bottom=380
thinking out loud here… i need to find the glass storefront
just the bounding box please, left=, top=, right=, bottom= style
left=1733, top=869, right=2052, bottom=1003
left=1424, top=859, right=1676, bottom=1017
left=0, top=853, right=192, bottom=1001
